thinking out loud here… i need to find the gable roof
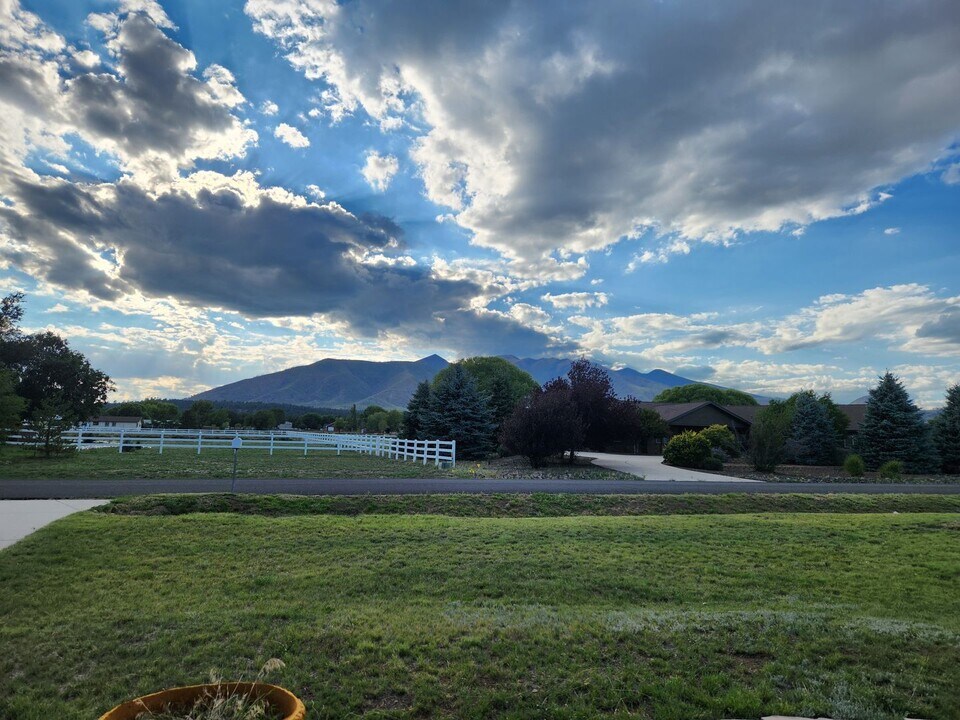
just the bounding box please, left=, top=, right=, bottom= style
left=639, top=401, right=753, bottom=426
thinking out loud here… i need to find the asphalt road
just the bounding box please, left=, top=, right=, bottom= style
left=2, top=477, right=959, bottom=498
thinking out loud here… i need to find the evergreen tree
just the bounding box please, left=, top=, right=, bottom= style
left=422, top=365, right=495, bottom=459
left=933, top=384, right=960, bottom=474
left=790, top=390, right=837, bottom=465
left=402, top=381, right=432, bottom=439
left=858, top=373, right=939, bottom=472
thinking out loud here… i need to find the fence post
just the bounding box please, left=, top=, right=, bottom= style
left=118, top=429, right=124, bottom=454
left=337, top=439, right=341, bottom=456
left=159, top=429, right=165, bottom=455
left=197, top=430, right=202, bottom=455
left=423, top=440, right=428, bottom=466
left=76, top=428, right=83, bottom=450
left=451, top=440, right=456, bottom=468
left=304, top=436, right=308, bottom=456
left=270, top=433, right=275, bottom=456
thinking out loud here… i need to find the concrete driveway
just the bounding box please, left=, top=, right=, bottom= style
left=580, top=452, right=760, bottom=482
left=0, top=499, right=108, bottom=549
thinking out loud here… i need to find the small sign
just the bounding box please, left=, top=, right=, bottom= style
left=231, top=436, right=243, bottom=450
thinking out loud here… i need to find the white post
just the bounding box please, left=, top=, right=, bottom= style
left=197, top=430, right=202, bottom=455
left=423, top=440, right=427, bottom=465
left=451, top=440, right=456, bottom=468
left=76, top=428, right=83, bottom=450
left=270, top=433, right=275, bottom=456
left=159, top=429, right=165, bottom=455
left=304, top=436, right=308, bottom=456
left=118, top=429, right=124, bottom=454
left=337, top=439, right=341, bottom=456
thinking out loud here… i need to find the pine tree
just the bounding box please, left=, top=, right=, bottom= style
left=422, top=365, right=495, bottom=459
left=401, top=381, right=432, bottom=439
left=790, top=390, right=837, bottom=465
left=858, top=373, right=939, bottom=472
left=933, top=384, right=960, bottom=474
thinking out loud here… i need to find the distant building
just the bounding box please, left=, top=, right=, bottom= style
left=86, top=416, right=143, bottom=430
left=277, top=421, right=294, bottom=431
left=633, top=401, right=867, bottom=454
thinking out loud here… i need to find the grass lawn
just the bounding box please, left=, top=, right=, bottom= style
left=0, top=446, right=631, bottom=480
left=1, top=499, right=959, bottom=719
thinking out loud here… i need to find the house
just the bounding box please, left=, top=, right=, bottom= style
left=85, top=416, right=142, bottom=430
left=634, top=401, right=868, bottom=454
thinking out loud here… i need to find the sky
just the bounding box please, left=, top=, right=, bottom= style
left=0, top=0, right=958, bottom=406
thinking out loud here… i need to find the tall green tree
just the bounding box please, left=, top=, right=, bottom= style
left=432, top=357, right=538, bottom=424
left=0, top=292, right=24, bottom=340
left=0, top=367, right=26, bottom=446
left=749, top=400, right=792, bottom=472
left=858, top=373, right=938, bottom=472
left=422, top=365, right=495, bottom=459
left=402, top=381, right=432, bottom=439
left=653, top=383, right=758, bottom=406
left=933, top=384, right=960, bottom=474
left=789, top=390, right=838, bottom=465
left=181, top=400, right=215, bottom=428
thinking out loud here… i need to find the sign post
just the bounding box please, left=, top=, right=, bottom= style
left=231, top=436, right=243, bottom=492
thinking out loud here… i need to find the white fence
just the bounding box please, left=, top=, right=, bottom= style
left=8, top=428, right=456, bottom=467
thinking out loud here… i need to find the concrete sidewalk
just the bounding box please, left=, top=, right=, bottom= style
left=0, top=499, right=108, bottom=549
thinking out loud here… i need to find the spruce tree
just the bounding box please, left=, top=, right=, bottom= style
left=422, top=365, right=495, bottom=459
left=933, top=384, right=960, bottom=474
left=401, top=381, right=432, bottom=439
left=858, top=373, right=938, bottom=472
left=790, top=390, right=837, bottom=465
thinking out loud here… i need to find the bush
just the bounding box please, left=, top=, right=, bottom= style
left=749, top=402, right=792, bottom=472
left=663, top=431, right=712, bottom=469
left=699, top=424, right=740, bottom=458
left=878, top=459, right=903, bottom=480
left=843, top=453, right=865, bottom=478
left=500, top=381, right=583, bottom=468
left=701, top=456, right=723, bottom=471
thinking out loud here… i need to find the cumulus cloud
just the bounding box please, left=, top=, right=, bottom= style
left=246, top=1, right=960, bottom=274
left=261, top=100, right=278, bottom=115
left=884, top=227, right=901, bottom=235
left=361, top=150, right=399, bottom=192
left=0, top=171, right=563, bottom=356
left=274, top=122, right=310, bottom=148
left=541, top=292, right=609, bottom=311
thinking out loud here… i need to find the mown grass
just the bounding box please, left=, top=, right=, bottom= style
left=98, top=491, right=960, bottom=517
left=0, top=446, right=631, bottom=480
left=2, top=509, right=959, bottom=719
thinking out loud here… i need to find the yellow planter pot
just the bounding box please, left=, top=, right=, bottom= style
left=98, top=681, right=306, bottom=720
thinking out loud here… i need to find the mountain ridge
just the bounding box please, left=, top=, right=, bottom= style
left=190, top=355, right=760, bottom=409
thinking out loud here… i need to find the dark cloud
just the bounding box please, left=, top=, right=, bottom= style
left=249, top=0, right=960, bottom=268
left=0, top=175, right=564, bottom=356
left=916, top=308, right=960, bottom=343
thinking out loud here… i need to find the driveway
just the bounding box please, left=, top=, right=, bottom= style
left=0, top=498, right=108, bottom=549
left=580, top=452, right=760, bottom=482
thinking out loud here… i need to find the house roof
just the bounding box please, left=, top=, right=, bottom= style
left=639, top=401, right=752, bottom=426
left=90, top=416, right=142, bottom=423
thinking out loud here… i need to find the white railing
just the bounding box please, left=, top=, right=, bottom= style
left=6, top=428, right=456, bottom=467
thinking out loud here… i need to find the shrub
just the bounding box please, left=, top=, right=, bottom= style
left=699, top=424, right=740, bottom=458
left=500, top=381, right=583, bottom=468
left=878, top=459, right=903, bottom=480
left=663, top=431, right=712, bottom=469
left=749, top=401, right=792, bottom=472
left=701, top=456, right=723, bottom=471
left=843, top=453, right=865, bottom=478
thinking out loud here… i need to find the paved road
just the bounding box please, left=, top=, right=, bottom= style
left=580, top=452, right=761, bottom=482
left=2, top=477, right=959, bottom=498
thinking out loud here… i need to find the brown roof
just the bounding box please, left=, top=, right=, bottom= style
left=642, top=403, right=867, bottom=431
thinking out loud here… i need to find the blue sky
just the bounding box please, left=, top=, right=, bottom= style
left=1, top=0, right=958, bottom=405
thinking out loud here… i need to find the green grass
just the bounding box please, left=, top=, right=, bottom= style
left=98, top=491, right=960, bottom=517
left=0, top=446, right=631, bottom=480
left=2, top=508, right=959, bottom=719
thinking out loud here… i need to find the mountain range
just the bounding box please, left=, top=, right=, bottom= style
left=190, top=355, right=753, bottom=409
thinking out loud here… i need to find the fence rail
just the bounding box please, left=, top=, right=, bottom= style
left=7, top=428, right=456, bottom=467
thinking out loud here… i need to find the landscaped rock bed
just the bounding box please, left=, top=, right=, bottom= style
left=715, top=462, right=960, bottom=484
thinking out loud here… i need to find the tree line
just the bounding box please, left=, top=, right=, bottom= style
left=402, top=356, right=669, bottom=466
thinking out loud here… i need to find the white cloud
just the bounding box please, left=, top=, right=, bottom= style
left=361, top=150, right=399, bottom=192
left=246, top=1, right=960, bottom=275
left=884, top=227, right=901, bottom=235
left=261, top=100, right=279, bottom=115
left=274, top=122, right=310, bottom=148
left=305, top=184, right=325, bottom=200
left=541, top=292, right=609, bottom=311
